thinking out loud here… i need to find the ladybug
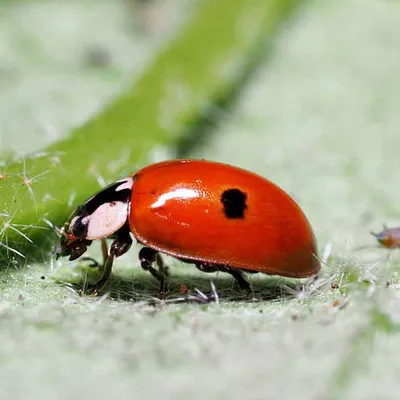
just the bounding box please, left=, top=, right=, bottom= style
left=370, top=225, right=400, bottom=249
left=56, top=159, right=320, bottom=295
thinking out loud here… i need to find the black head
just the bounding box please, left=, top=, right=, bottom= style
left=56, top=207, right=92, bottom=261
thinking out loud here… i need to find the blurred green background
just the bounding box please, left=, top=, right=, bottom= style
left=0, top=0, right=400, bottom=399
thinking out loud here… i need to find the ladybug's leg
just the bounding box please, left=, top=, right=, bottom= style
left=99, top=238, right=109, bottom=272
left=81, top=257, right=100, bottom=268
left=86, top=227, right=132, bottom=294
left=81, top=239, right=109, bottom=271
left=224, top=267, right=252, bottom=295
left=139, top=247, right=169, bottom=296
left=196, top=263, right=219, bottom=273
left=156, top=253, right=170, bottom=287
left=196, top=262, right=253, bottom=296
left=86, top=253, right=115, bottom=295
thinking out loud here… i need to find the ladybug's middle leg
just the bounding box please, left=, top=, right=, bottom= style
left=156, top=253, right=170, bottom=282
left=139, top=247, right=169, bottom=296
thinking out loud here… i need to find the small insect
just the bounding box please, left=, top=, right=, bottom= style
left=56, top=159, right=320, bottom=296
left=370, top=225, right=400, bottom=249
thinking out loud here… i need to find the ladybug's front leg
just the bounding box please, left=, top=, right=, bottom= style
left=81, top=239, right=109, bottom=271
left=86, top=226, right=132, bottom=294
left=139, top=247, right=170, bottom=297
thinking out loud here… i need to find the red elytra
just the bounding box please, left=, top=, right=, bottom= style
left=57, top=159, right=320, bottom=295
left=130, top=159, right=319, bottom=277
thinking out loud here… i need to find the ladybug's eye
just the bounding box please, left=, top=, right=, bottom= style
left=70, top=216, right=87, bottom=238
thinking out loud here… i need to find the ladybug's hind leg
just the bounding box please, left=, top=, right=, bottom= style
left=139, top=247, right=170, bottom=297
left=196, top=263, right=253, bottom=297
left=225, top=267, right=253, bottom=296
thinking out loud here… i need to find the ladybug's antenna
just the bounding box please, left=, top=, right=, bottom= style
left=42, top=218, right=66, bottom=238
left=371, top=224, right=390, bottom=237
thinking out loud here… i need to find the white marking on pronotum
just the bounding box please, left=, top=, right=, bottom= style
left=115, top=177, right=133, bottom=192
left=151, top=188, right=197, bottom=209
left=86, top=201, right=128, bottom=240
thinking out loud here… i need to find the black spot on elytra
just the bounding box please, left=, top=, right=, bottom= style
left=221, top=188, right=247, bottom=219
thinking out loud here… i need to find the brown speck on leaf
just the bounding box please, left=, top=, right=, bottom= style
left=330, top=297, right=349, bottom=311
left=332, top=299, right=340, bottom=308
